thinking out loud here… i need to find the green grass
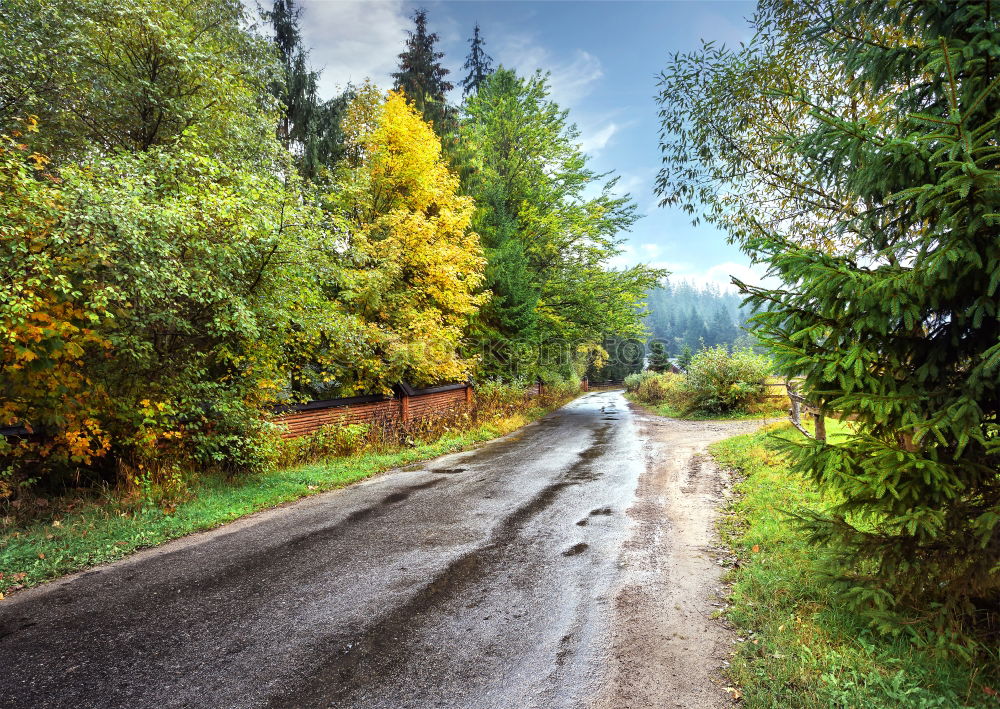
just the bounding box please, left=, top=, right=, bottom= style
left=710, top=423, right=999, bottom=708
left=0, top=412, right=545, bottom=597
left=623, top=392, right=787, bottom=421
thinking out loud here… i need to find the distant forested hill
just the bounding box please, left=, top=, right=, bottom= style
left=644, top=280, right=754, bottom=354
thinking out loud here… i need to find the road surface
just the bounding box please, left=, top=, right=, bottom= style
left=0, top=391, right=763, bottom=708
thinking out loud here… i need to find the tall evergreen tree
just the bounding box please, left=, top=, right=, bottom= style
left=461, top=23, right=493, bottom=96
left=265, top=0, right=348, bottom=179
left=708, top=303, right=737, bottom=347
left=677, top=344, right=693, bottom=372
left=265, top=1, right=317, bottom=151
left=392, top=8, right=454, bottom=132
left=661, top=0, right=1000, bottom=639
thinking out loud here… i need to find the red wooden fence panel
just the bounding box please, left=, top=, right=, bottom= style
left=273, top=383, right=473, bottom=439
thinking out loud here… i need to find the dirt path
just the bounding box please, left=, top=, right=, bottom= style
left=591, top=405, right=767, bottom=709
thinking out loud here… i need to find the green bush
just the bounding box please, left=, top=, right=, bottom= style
left=635, top=375, right=670, bottom=404
left=543, top=375, right=582, bottom=399
left=628, top=371, right=691, bottom=411
left=474, top=378, right=532, bottom=414
left=279, top=422, right=371, bottom=466
left=624, top=370, right=659, bottom=393
left=683, top=346, right=771, bottom=414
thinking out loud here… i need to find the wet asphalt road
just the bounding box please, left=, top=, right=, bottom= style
left=1, top=392, right=647, bottom=709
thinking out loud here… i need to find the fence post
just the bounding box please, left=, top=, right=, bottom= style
left=400, top=389, right=410, bottom=423
left=786, top=378, right=801, bottom=428
left=465, top=382, right=473, bottom=406
left=582, top=377, right=589, bottom=392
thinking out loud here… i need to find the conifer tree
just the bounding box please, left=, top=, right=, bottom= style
left=708, top=303, right=736, bottom=347
left=461, top=23, right=493, bottom=96
left=392, top=9, right=454, bottom=132
left=648, top=341, right=670, bottom=372
left=661, top=0, right=1000, bottom=639
left=265, top=0, right=347, bottom=179
left=677, top=344, right=693, bottom=372
left=266, top=1, right=317, bottom=151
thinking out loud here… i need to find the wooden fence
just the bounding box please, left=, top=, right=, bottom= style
left=273, top=382, right=473, bottom=440
left=2, top=378, right=588, bottom=443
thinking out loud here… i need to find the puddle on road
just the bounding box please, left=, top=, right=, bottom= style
left=432, top=467, right=467, bottom=475
left=346, top=506, right=376, bottom=523
left=382, top=478, right=447, bottom=505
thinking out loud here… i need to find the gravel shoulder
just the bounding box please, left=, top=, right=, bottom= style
left=591, top=405, right=767, bottom=709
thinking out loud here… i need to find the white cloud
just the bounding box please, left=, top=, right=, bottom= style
left=607, top=243, right=637, bottom=270
left=298, top=0, right=411, bottom=98
left=608, top=249, right=774, bottom=291
left=704, top=261, right=772, bottom=289
left=640, top=243, right=661, bottom=257
left=579, top=121, right=619, bottom=154
left=662, top=260, right=775, bottom=291
left=612, top=175, right=645, bottom=199
left=493, top=34, right=603, bottom=107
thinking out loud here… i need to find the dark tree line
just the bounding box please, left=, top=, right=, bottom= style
left=644, top=279, right=753, bottom=356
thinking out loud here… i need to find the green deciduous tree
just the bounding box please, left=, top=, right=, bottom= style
left=462, top=68, right=662, bottom=378
left=0, top=0, right=274, bottom=161
left=0, top=0, right=365, bottom=488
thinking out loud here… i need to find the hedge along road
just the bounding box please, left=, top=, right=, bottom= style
left=0, top=391, right=764, bottom=709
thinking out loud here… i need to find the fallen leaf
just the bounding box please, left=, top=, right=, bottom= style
left=0, top=593, right=4, bottom=601
left=12, top=572, right=26, bottom=581
left=37, top=553, right=45, bottom=559
left=724, top=686, right=743, bottom=700
left=307, top=485, right=318, bottom=491
left=751, top=544, right=760, bottom=553
left=984, top=686, right=997, bottom=697
left=52, top=520, right=62, bottom=527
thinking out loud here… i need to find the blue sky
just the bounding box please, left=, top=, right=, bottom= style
left=293, top=0, right=760, bottom=288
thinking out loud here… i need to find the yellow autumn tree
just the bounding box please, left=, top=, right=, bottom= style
left=332, top=86, right=486, bottom=391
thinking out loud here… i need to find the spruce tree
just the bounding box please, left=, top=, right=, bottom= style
left=648, top=341, right=670, bottom=373
left=461, top=23, right=493, bottom=96
left=392, top=8, right=454, bottom=132
left=677, top=344, right=693, bottom=372
left=708, top=303, right=736, bottom=347
left=729, top=1, right=1000, bottom=639
left=266, top=1, right=317, bottom=152
left=265, top=0, right=347, bottom=179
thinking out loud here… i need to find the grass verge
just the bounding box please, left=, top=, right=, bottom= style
left=710, top=423, right=999, bottom=708
left=0, top=407, right=552, bottom=597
